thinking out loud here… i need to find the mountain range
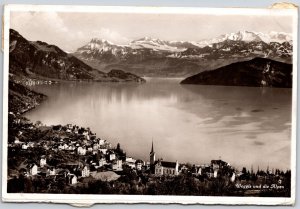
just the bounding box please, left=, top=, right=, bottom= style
left=9, top=29, right=145, bottom=83
left=74, top=31, right=292, bottom=77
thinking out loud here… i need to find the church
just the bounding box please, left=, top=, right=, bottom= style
left=150, top=141, right=179, bottom=176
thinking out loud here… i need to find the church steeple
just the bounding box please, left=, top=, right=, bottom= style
left=150, top=140, right=156, bottom=165
left=150, top=140, right=154, bottom=154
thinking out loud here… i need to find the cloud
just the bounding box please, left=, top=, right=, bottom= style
left=90, top=28, right=130, bottom=44
left=10, top=12, right=130, bottom=52
left=11, top=12, right=75, bottom=50
left=11, top=12, right=68, bottom=38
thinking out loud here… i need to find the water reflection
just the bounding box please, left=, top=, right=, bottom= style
left=25, top=78, right=292, bottom=170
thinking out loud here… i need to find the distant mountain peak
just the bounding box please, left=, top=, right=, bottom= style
left=200, top=30, right=292, bottom=45
left=73, top=30, right=293, bottom=77
left=90, top=38, right=114, bottom=45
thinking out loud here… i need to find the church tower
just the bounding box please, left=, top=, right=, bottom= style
left=150, top=140, right=156, bottom=165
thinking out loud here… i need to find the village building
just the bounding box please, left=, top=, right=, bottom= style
left=81, top=165, right=90, bottom=177
left=27, top=142, right=35, bottom=148
left=135, top=159, right=144, bottom=171
left=109, top=153, right=116, bottom=161
left=77, top=146, right=87, bottom=155
left=92, top=143, right=99, bottom=150
left=68, top=174, right=77, bottom=184
left=98, top=138, right=105, bottom=146
left=40, top=156, right=47, bottom=167
left=230, top=172, right=236, bottom=182
left=99, top=148, right=108, bottom=155
left=126, top=157, right=136, bottom=163
left=87, top=146, right=93, bottom=152
left=58, top=144, right=64, bottom=150
left=155, top=160, right=179, bottom=176
left=150, top=141, right=179, bottom=175
left=63, top=143, right=69, bottom=150
left=125, top=157, right=136, bottom=169
left=112, top=160, right=123, bottom=171
left=68, top=145, right=76, bottom=151
left=82, top=130, right=89, bottom=136
left=211, top=159, right=229, bottom=178
left=14, top=137, right=21, bottom=144
left=48, top=167, right=56, bottom=176
left=27, top=164, right=38, bottom=175
left=179, top=164, right=188, bottom=173
left=99, top=158, right=107, bottom=167
left=22, top=144, right=28, bottom=150
left=195, top=166, right=202, bottom=175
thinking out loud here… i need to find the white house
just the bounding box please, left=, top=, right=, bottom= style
left=63, top=143, right=69, bottom=150
left=230, top=172, right=236, bottom=182
left=48, top=167, right=56, bottom=175
left=126, top=157, right=136, bottom=164
left=28, top=142, right=35, bottom=148
left=213, top=170, right=218, bottom=178
left=99, top=158, right=107, bottom=167
left=69, top=174, right=77, bottom=184
left=196, top=167, right=202, bottom=175
left=40, top=156, right=47, bottom=168
left=81, top=165, right=90, bottom=177
left=68, top=145, right=76, bottom=151
left=135, top=160, right=144, bottom=171
left=22, top=144, right=28, bottom=150
left=82, top=130, right=89, bottom=136
left=109, top=153, right=116, bottom=161
left=28, top=164, right=38, bottom=175
left=93, top=143, right=99, bottom=150
left=98, top=139, right=105, bottom=146
left=112, top=160, right=123, bottom=171
left=77, top=146, right=87, bottom=155
left=14, top=137, right=21, bottom=144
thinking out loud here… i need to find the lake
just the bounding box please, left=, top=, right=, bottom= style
left=25, top=78, right=292, bottom=171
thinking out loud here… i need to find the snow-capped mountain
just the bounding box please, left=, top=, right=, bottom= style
left=130, top=37, right=195, bottom=52
left=77, top=38, right=128, bottom=55
left=76, top=30, right=292, bottom=55
left=196, top=31, right=292, bottom=47
left=73, top=30, right=293, bottom=77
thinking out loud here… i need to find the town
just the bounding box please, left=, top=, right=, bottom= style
left=7, top=112, right=291, bottom=196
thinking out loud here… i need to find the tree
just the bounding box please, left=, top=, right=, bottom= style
left=35, top=120, right=43, bottom=126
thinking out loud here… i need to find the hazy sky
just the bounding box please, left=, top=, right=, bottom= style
left=11, top=11, right=293, bottom=52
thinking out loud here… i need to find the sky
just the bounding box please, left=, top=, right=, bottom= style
left=10, top=11, right=294, bottom=52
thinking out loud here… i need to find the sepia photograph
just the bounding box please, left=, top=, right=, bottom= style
left=1, top=4, right=297, bottom=205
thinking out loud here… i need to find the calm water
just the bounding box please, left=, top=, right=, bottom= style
left=25, top=78, right=292, bottom=170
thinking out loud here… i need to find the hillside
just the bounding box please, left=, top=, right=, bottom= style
left=9, top=29, right=145, bottom=83
left=180, top=57, right=292, bottom=88
left=9, top=80, right=47, bottom=114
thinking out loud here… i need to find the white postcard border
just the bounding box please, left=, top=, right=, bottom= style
left=1, top=4, right=298, bottom=205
